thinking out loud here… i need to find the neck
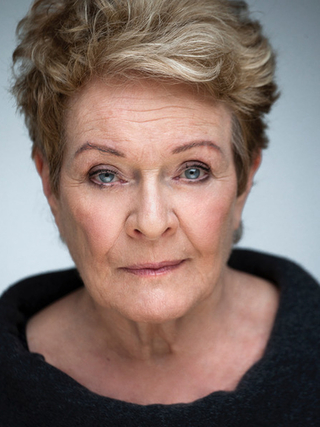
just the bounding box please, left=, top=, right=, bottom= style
left=74, top=268, right=236, bottom=362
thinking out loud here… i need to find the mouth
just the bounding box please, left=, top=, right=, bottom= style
left=120, top=260, right=186, bottom=277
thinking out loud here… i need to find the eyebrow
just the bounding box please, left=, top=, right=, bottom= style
left=74, top=142, right=126, bottom=158
left=74, top=140, right=221, bottom=159
left=171, top=140, right=222, bottom=155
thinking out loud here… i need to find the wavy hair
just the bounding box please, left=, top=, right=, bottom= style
left=12, top=0, right=279, bottom=195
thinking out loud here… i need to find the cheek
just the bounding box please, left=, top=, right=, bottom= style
left=176, top=185, right=237, bottom=253
left=57, top=191, right=127, bottom=262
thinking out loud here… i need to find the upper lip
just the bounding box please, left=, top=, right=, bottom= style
left=121, top=260, right=185, bottom=270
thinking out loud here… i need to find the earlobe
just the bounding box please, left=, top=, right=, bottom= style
left=34, top=150, right=51, bottom=199
left=34, top=150, right=60, bottom=219
left=233, top=151, right=262, bottom=231
left=241, top=150, right=262, bottom=198
left=248, top=150, right=262, bottom=188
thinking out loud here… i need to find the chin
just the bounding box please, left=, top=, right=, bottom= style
left=114, top=292, right=197, bottom=324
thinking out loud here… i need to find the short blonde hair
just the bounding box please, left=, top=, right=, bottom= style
left=12, top=0, right=278, bottom=195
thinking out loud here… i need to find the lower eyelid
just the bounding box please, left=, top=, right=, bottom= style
left=88, top=164, right=211, bottom=184
left=182, top=166, right=210, bottom=176
left=88, top=170, right=119, bottom=186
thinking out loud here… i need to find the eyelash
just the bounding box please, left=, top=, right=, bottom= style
left=176, top=162, right=211, bottom=183
left=88, top=168, right=123, bottom=188
left=88, top=162, right=211, bottom=188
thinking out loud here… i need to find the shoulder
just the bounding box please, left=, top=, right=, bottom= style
left=0, top=268, right=83, bottom=358
left=229, top=248, right=319, bottom=281
left=229, top=248, right=320, bottom=298
left=26, top=284, right=85, bottom=369
left=229, top=248, right=320, bottom=355
left=1, top=268, right=82, bottom=316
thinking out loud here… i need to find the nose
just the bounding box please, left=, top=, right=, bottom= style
left=125, top=179, right=178, bottom=240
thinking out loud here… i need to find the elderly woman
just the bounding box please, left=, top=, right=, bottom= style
left=1, top=0, right=319, bottom=425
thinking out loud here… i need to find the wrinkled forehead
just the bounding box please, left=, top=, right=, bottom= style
left=64, top=77, right=233, bottom=149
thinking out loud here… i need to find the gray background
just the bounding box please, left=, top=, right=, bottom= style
left=1, top=0, right=319, bottom=293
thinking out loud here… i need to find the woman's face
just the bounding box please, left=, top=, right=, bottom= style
left=44, top=78, right=252, bottom=323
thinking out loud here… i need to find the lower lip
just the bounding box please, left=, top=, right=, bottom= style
left=121, top=261, right=185, bottom=277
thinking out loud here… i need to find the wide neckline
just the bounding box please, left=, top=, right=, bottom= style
left=2, top=249, right=315, bottom=409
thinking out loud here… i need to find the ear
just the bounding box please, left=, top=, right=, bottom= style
left=34, top=150, right=60, bottom=222
left=233, top=151, right=262, bottom=230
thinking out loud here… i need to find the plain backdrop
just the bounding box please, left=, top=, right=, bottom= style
left=1, top=0, right=319, bottom=294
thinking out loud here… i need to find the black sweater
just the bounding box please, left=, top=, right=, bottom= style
left=0, top=249, right=320, bottom=426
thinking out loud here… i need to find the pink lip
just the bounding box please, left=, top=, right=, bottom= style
left=120, top=260, right=185, bottom=276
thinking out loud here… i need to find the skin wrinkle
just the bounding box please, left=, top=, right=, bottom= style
left=29, top=78, right=279, bottom=404
left=69, top=127, right=230, bottom=172
left=68, top=156, right=232, bottom=193
left=12, top=0, right=279, bottom=199
left=75, top=143, right=126, bottom=158
left=75, top=140, right=223, bottom=160
left=57, top=79, right=239, bottom=322
left=67, top=118, right=228, bottom=181
left=121, top=105, right=200, bottom=113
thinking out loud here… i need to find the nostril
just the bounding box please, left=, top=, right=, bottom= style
left=125, top=201, right=178, bottom=240
left=163, top=226, right=171, bottom=235
left=131, top=225, right=173, bottom=240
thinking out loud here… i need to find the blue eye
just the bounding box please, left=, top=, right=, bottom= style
left=184, top=167, right=201, bottom=180
left=178, top=163, right=210, bottom=182
left=89, top=168, right=120, bottom=186
left=97, top=171, right=116, bottom=183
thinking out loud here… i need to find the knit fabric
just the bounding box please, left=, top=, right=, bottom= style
left=0, top=249, right=319, bottom=426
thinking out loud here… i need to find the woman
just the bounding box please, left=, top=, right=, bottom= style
left=0, top=0, right=319, bottom=425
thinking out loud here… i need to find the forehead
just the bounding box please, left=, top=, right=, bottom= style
left=64, top=78, right=233, bottom=155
